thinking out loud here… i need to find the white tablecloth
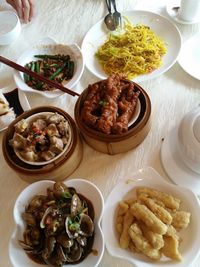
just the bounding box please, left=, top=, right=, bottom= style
left=0, top=0, right=200, bottom=266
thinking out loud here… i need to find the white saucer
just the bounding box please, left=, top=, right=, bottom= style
left=178, top=33, right=200, bottom=80
left=166, top=0, right=200, bottom=25
left=161, top=127, right=200, bottom=196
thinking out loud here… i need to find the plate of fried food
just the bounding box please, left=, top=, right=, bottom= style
left=102, top=167, right=200, bottom=267
left=82, top=10, right=181, bottom=83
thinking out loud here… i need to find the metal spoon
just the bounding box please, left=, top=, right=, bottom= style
left=104, top=0, right=116, bottom=31
left=111, top=0, right=122, bottom=28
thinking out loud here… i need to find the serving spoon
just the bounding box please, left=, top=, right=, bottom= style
left=104, top=0, right=116, bottom=31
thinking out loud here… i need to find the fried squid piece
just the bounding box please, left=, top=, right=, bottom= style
left=136, top=187, right=181, bottom=210
left=128, top=223, right=161, bottom=260
left=130, top=203, right=167, bottom=235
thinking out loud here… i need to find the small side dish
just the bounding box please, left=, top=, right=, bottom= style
left=19, top=181, right=95, bottom=266
left=95, top=20, right=167, bottom=79
left=116, top=187, right=190, bottom=261
left=81, top=74, right=140, bottom=135
left=24, top=54, right=74, bottom=91
left=0, top=92, right=16, bottom=131
left=9, top=112, right=71, bottom=164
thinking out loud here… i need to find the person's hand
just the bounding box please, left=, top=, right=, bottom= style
left=6, top=0, right=34, bottom=22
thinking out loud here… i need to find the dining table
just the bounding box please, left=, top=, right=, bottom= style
left=0, top=0, right=200, bottom=266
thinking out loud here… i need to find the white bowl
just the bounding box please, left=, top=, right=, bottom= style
left=13, top=37, right=84, bottom=98
left=9, top=179, right=104, bottom=267
left=102, top=167, right=200, bottom=267
left=0, top=11, right=21, bottom=45
left=12, top=112, right=72, bottom=166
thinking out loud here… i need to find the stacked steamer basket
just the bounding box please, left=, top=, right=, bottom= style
left=74, top=78, right=151, bottom=155
left=2, top=106, right=83, bottom=183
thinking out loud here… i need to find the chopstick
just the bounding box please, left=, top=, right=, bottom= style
left=0, top=55, right=80, bottom=97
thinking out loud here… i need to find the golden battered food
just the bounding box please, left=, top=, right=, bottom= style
left=139, top=222, right=164, bottom=250
left=138, top=194, right=172, bottom=225
left=165, top=225, right=177, bottom=237
left=137, top=187, right=181, bottom=210
left=129, top=223, right=161, bottom=260
left=118, top=201, right=129, bottom=216
left=119, top=211, right=134, bottom=249
left=162, top=235, right=182, bottom=261
left=130, top=203, right=168, bottom=235
left=115, top=186, right=191, bottom=262
left=171, top=211, right=191, bottom=230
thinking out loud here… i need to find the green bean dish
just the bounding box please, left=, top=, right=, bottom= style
left=24, top=54, right=75, bottom=91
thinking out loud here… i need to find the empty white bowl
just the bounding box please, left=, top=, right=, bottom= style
left=14, top=37, right=84, bottom=98
left=0, top=11, right=21, bottom=45
left=9, top=179, right=104, bottom=267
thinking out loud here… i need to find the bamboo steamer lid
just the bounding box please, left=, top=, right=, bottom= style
left=74, top=81, right=151, bottom=155
left=2, top=106, right=83, bottom=183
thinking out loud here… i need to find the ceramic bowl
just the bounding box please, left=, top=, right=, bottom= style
left=102, top=167, right=200, bottom=267
left=9, top=179, right=104, bottom=267
left=74, top=80, right=151, bottom=155
left=12, top=111, right=72, bottom=166
left=0, top=11, right=21, bottom=45
left=2, top=106, right=83, bottom=182
left=13, top=37, right=84, bottom=98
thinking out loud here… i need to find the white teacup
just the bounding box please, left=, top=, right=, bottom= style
left=178, top=0, right=200, bottom=21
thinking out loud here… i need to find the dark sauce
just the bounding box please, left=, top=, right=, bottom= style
left=25, top=192, right=96, bottom=266
left=4, top=89, right=24, bottom=116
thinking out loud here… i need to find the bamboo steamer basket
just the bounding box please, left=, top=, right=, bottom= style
left=2, top=106, right=83, bottom=183
left=74, top=81, right=151, bottom=155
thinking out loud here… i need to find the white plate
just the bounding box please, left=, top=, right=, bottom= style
left=82, top=10, right=181, bottom=83
left=166, top=0, right=200, bottom=25
left=102, top=167, right=200, bottom=267
left=161, top=127, right=200, bottom=196
left=14, top=37, right=84, bottom=98
left=9, top=179, right=104, bottom=267
left=178, top=33, right=200, bottom=80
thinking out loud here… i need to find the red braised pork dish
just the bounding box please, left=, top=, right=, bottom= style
left=20, top=182, right=95, bottom=266
left=81, top=74, right=140, bottom=135
left=24, top=54, right=74, bottom=91
left=10, top=113, right=71, bottom=163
